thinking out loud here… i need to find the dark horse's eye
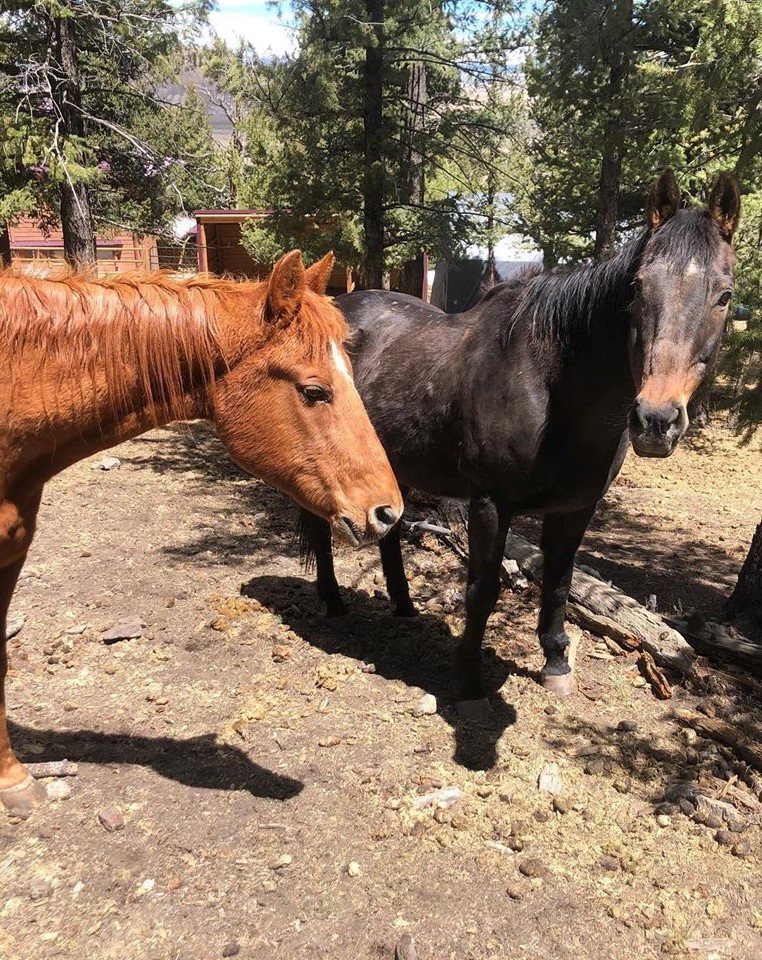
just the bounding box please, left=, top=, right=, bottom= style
left=718, top=291, right=732, bottom=307
left=298, top=383, right=331, bottom=405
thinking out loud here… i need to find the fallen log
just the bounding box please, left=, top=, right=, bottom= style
left=503, top=532, right=696, bottom=676
left=674, top=709, right=762, bottom=773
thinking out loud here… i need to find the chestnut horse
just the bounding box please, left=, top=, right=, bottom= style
left=301, top=171, right=740, bottom=702
left=0, top=250, right=402, bottom=817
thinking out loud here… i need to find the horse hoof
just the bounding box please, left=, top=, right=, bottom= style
left=325, top=603, right=349, bottom=618
left=393, top=601, right=417, bottom=619
left=541, top=671, right=577, bottom=697
left=0, top=774, right=48, bottom=819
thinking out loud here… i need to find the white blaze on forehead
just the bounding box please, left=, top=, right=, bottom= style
left=684, top=259, right=703, bottom=277
left=331, top=340, right=351, bottom=379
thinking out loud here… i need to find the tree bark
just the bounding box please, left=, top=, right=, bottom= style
left=362, top=0, right=385, bottom=290
left=395, top=61, right=427, bottom=297
left=593, top=0, right=633, bottom=261
left=727, top=520, right=762, bottom=622
left=55, top=12, right=96, bottom=268
left=0, top=226, right=11, bottom=266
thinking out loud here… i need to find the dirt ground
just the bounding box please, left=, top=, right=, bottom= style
left=2, top=421, right=762, bottom=960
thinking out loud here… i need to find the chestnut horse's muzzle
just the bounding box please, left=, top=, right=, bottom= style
left=332, top=503, right=403, bottom=546
left=629, top=398, right=687, bottom=458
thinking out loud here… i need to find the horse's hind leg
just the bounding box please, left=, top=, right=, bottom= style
left=380, top=522, right=416, bottom=618
left=302, top=511, right=347, bottom=617
left=1, top=553, right=47, bottom=817
left=454, top=495, right=510, bottom=700
left=537, top=505, right=595, bottom=696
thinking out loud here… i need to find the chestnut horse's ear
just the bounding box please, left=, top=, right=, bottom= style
left=708, top=172, right=741, bottom=241
left=646, top=169, right=681, bottom=230
left=265, top=249, right=306, bottom=326
left=305, top=252, right=335, bottom=295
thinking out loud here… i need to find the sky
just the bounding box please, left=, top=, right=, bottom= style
left=208, top=0, right=297, bottom=55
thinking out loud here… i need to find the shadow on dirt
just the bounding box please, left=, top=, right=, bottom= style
left=10, top=722, right=303, bottom=800
left=242, top=574, right=520, bottom=771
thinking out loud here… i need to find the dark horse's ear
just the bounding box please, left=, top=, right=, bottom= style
left=305, top=252, right=335, bottom=296
left=646, top=169, right=681, bottom=230
left=265, top=249, right=306, bottom=327
left=708, top=172, right=741, bottom=241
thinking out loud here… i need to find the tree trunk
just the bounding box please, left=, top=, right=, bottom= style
left=0, top=226, right=11, bottom=266
left=727, top=520, right=762, bottom=622
left=55, top=12, right=96, bottom=268
left=592, top=0, right=633, bottom=261
left=593, top=121, right=624, bottom=260
left=362, top=0, right=385, bottom=290
left=395, top=61, right=427, bottom=297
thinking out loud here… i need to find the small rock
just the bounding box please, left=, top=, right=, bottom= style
left=394, top=934, right=418, bottom=960
left=476, top=785, right=494, bottom=799
left=617, top=719, right=639, bottom=733
left=7, top=616, right=26, bottom=639
left=656, top=814, right=671, bottom=828
left=346, top=861, right=361, bottom=877
left=632, top=676, right=647, bottom=688
left=46, top=780, right=71, bottom=802
left=678, top=798, right=696, bottom=817
left=703, top=814, right=724, bottom=830
left=102, top=617, right=145, bottom=643
left=506, top=882, right=526, bottom=901
left=538, top=762, right=564, bottom=797
left=318, top=736, right=342, bottom=748
left=414, top=693, right=437, bottom=716
left=732, top=841, right=751, bottom=858
left=584, top=758, right=606, bottom=776
left=413, top=786, right=461, bottom=810
left=28, top=877, right=54, bottom=901
left=97, top=805, right=125, bottom=832
left=544, top=704, right=557, bottom=716
left=222, top=942, right=240, bottom=958
left=599, top=855, right=619, bottom=872
left=271, top=644, right=291, bottom=663
left=552, top=796, right=571, bottom=814
left=519, top=858, right=547, bottom=879
left=715, top=829, right=734, bottom=846
left=64, top=624, right=86, bottom=635
left=145, top=682, right=163, bottom=702
left=271, top=854, right=292, bottom=870
left=95, top=456, right=121, bottom=471
left=680, top=727, right=698, bottom=745
left=534, top=809, right=551, bottom=823
left=360, top=662, right=376, bottom=674
left=728, top=820, right=744, bottom=834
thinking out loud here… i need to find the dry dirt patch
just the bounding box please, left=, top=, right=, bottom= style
left=1, top=422, right=761, bottom=960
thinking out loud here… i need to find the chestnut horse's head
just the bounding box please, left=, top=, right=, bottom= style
left=214, top=251, right=402, bottom=545
left=628, top=170, right=740, bottom=457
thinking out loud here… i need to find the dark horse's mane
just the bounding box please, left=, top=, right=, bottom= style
left=481, top=208, right=724, bottom=350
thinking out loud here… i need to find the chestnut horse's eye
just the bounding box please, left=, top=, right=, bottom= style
left=298, top=383, right=331, bottom=405
left=718, top=291, right=732, bottom=307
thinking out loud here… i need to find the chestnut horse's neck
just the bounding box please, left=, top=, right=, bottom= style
left=0, top=271, right=259, bottom=489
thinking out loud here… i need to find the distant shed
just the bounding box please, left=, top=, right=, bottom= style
left=8, top=218, right=158, bottom=274
left=194, top=209, right=354, bottom=294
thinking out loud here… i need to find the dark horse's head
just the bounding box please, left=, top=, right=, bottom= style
left=628, top=170, right=741, bottom=457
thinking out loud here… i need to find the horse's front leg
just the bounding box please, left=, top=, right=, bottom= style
left=538, top=505, right=596, bottom=696
left=1, top=554, right=48, bottom=817
left=454, top=495, right=511, bottom=700
left=301, top=510, right=347, bottom=617
left=379, top=487, right=416, bottom=618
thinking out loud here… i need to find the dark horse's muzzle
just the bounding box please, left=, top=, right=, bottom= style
left=629, top=398, right=688, bottom=457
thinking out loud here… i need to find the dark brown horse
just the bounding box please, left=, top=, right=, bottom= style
left=0, top=250, right=402, bottom=818
left=301, top=171, right=740, bottom=703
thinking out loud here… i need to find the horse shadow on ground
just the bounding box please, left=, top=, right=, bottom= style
left=9, top=722, right=303, bottom=800
left=242, top=574, right=521, bottom=771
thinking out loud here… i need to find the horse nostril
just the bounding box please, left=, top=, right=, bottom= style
left=373, top=505, right=398, bottom=528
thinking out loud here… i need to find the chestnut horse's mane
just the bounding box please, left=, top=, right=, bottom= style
left=1, top=267, right=348, bottom=425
